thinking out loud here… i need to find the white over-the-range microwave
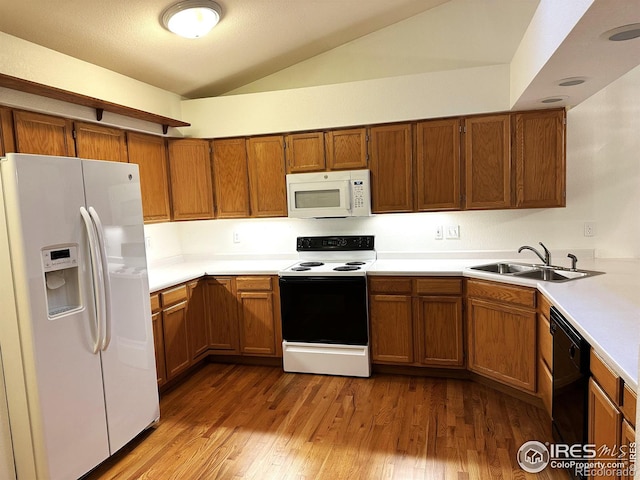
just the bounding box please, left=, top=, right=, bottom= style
left=286, top=169, right=372, bottom=218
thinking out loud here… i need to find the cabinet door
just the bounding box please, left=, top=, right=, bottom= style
left=514, top=109, right=566, bottom=208
left=325, top=127, right=368, bottom=170
left=285, top=132, right=325, bottom=173
left=237, top=291, right=276, bottom=356
left=247, top=136, right=287, bottom=217
left=0, top=107, right=15, bottom=156
left=162, top=301, right=191, bottom=380
left=588, top=378, right=622, bottom=480
left=187, top=280, right=208, bottom=361
left=212, top=138, right=250, bottom=218
left=13, top=110, right=76, bottom=156
left=74, top=121, right=128, bottom=162
left=467, top=298, right=536, bottom=392
left=151, top=311, right=166, bottom=387
left=167, top=138, right=214, bottom=220
left=369, top=124, right=413, bottom=213
left=464, top=114, right=511, bottom=209
left=369, top=294, right=413, bottom=364
left=414, top=296, right=463, bottom=367
left=126, top=132, right=171, bottom=223
left=416, top=118, right=461, bottom=211
left=206, top=277, right=240, bottom=354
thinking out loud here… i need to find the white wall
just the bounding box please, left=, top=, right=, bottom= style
left=143, top=64, right=640, bottom=262
left=179, top=64, right=511, bottom=138
left=0, top=33, right=184, bottom=136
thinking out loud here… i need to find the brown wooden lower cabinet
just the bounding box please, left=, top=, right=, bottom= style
left=187, top=280, right=209, bottom=361
left=152, top=275, right=282, bottom=385
left=587, top=351, right=637, bottom=479
left=206, top=277, right=241, bottom=354
left=368, top=276, right=463, bottom=368
left=466, top=279, right=536, bottom=393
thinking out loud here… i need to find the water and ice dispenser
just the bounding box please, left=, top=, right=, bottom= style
left=42, top=245, right=81, bottom=317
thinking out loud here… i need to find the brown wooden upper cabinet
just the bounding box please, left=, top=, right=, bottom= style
left=464, top=114, right=511, bottom=210
left=167, top=138, right=215, bottom=221
left=74, top=121, right=128, bottom=162
left=369, top=123, right=413, bottom=213
left=126, top=132, right=171, bottom=223
left=325, top=127, right=368, bottom=170
left=211, top=138, right=251, bottom=218
left=13, top=110, right=76, bottom=157
left=514, top=109, right=566, bottom=208
left=246, top=135, right=287, bottom=217
left=0, top=107, right=15, bottom=156
left=416, top=118, right=462, bottom=211
left=284, top=132, right=325, bottom=173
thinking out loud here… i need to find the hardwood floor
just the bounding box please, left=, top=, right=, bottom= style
left=87, top=363, right=567, bottom=479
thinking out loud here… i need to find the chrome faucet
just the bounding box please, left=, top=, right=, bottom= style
left=518, top=242, right=551, bottom=266
left=567, top=253, right=578, bottom=271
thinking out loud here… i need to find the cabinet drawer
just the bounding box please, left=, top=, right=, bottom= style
left=466, top=279, right=536, bottom=308
left=368, top=277, right=412, bottom=294
left=150, top=293, right=161, bottom=313
left=538, top=313, right=552, bottom=372
left=161, top=284, right=188, bottom=307
left=415, top=277, right=462, bottom=295
left=590, top=350, right=622, bottom=404
left=236, top=276, right=273, bottom=291
left=621, top=383, right=637, bottom=426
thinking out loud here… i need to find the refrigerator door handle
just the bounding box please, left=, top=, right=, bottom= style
left=80, top=206, right=103, bottom=354
left=88, top=206, right=112, bottom=351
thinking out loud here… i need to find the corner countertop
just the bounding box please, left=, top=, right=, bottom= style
left=147, top=254, right=640, bottom=390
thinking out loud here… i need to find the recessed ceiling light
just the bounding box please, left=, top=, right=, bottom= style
left=540, top=96, right=568, bottom=104
left=602, top=23, right=640, bottom=42
left=161, top=0, right=222, bottom=39
left=558, top=77, right=587, bottom=87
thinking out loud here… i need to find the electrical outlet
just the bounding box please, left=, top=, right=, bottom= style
left=435, top=225, right=443, bottom=240
left=584, top=222, right=596, bottom=237
left=446, top=225, right=460, bottom=239
left=233, top=232, right=240, bottom=243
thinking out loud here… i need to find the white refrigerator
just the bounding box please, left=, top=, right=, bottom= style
left=0, top=153, right=159, bottom=480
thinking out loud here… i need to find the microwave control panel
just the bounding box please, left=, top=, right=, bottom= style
left=352, top=180, right=365, bottom=209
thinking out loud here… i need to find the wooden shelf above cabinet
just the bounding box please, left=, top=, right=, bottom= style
left=0, top=73, right=190, bottom=134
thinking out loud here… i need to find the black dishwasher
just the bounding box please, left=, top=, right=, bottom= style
left=550, top=306, right=590, bottom=478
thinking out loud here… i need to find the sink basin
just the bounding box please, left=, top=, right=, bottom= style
left=513, top=269, right=588, bottom=281
left=470, top=262, right=538, bottom=274
left=469, top=262, right=601, bottom=282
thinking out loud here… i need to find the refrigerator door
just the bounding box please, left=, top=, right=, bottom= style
left=82, top=159, right=160, bottom=454
left=1, top=154, right=110, bottom=480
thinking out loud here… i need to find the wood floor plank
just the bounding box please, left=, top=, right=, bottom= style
left=86, top=363, right=568, bottom=480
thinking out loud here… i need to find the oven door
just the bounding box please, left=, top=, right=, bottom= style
left=279, top=276, right=368, bottom=345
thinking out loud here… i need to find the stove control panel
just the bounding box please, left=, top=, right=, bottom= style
left=296, top=235, right=374, bottom=251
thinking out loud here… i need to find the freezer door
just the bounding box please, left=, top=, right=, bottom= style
left=82, top=159, right=160, bottom=454
left=1, top=153, right=110, bottom=480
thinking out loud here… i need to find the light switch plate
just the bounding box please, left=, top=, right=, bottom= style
left=446, top=225, right=460, bottom=239
left=435, top=225, right=443, bottom=240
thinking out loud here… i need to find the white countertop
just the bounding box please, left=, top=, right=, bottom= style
left=147, top=254, right=640, bottom=390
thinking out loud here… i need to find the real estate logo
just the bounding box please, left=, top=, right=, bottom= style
left=517, top=440, right=550, bottom=473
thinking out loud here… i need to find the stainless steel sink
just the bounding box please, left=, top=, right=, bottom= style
left=471, top=262, right=537, bottom=274
left=469, top=262, right=601, bottom=282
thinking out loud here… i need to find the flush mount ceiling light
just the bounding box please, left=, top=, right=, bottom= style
left=540, top=96, right=568, bottom=104
left=558, top=77, right=587, bottom=87
left=161, top=0, right=222, bottom=39
left=602, top=23, right=640, bottom=42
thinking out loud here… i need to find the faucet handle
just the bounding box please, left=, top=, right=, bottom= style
left=567, top=253, right=578, bottom=271
left=539, top=242, right=551, bottom=266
